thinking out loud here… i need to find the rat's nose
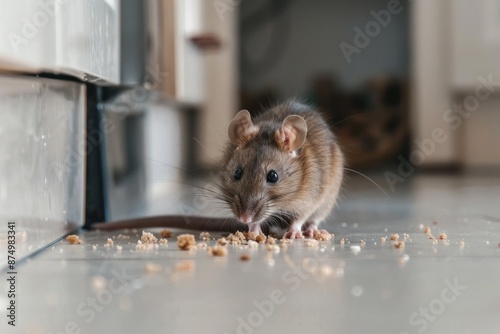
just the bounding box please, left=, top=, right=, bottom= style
left=239, top=212, right=254, bottom=224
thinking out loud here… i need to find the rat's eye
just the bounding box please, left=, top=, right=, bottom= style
left=233, top=168, right=243, bottom=180
left=266, top=170, right=279, bottom=183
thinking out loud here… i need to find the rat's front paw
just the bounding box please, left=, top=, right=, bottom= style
left=284, top=229, right=304, bottom=239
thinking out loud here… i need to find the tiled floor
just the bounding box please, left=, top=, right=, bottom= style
left=2, top=174, right=500, bottom=334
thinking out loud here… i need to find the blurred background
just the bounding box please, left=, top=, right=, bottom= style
left=1, top=0, right=500, bottom=255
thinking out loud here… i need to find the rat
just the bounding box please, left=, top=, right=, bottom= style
left=92, top=101, right=344, bottom=238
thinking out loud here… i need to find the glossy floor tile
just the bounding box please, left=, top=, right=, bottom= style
left=2, top=174, right=500, bottom=334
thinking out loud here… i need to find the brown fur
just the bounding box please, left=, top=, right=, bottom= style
left=219, top=101, right=344, bottom=234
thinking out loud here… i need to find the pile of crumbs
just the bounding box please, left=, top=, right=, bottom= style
left=141, top=231, right=158, bottom=244
left=66, top=235, right=82, bottom=244
left=105, top=238, right=113, bottom=247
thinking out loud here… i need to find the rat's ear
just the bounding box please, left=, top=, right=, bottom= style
left=228, top=110, right=258, bottom=147
left=275, top=115, right=307, bottom=152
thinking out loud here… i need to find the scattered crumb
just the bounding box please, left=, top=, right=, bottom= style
left=459, top=240, right=465, bottom=248
left=255, top=234, right=267, bottom=244
left=247, top=240, right=259, bottom=249
left=199, top=231, right=211, bottom=241
left=136, top=241, right=146, bottom=251
left=267, top=236, right=277, bottom=245
left=105, top=238, right=113, bottom=247
left=340, top=238, right=345, bottom=246
left=141, top=231, right=158, bottom=244
left=208, top=245, right=228, bottom=257
left=116, top=245, right=123, bottom=251
left=159, top=238, right=168, bottom=245
left=267, top=244, right=280, bottom=253
left=145, top=262, right=162, bottom=273
left=439, top=233, right=447, bottom=240
left=227, top=233, right=242, bottom=245
left=240, top=254, right=251, bottom=261
left=90, top=276, right=107, bottom=290
left=160, top=229, right=173, bottom=238
left=177, top=234, right=196, bottom=250
left=175, top=260, right=195, bottom=272
left=217, top=237, right=228, bottom=246
left=313, top=230, right=333, bottom=241
left=380, top=236, right=386, bottom=244
left=403, top=233, right=410, bottom=241
left=360, top=240, right=366, bottom=246
left=418, top=223, right=424, bottom=230
left=243, top=232, right=256, bottom=241
left=117, top=234, right=129, bottom=239
left=394, top=241, right=405, bottom=249
left=66, top=235, right=82, bottom=244
left=305, top=239, right=319, bottom=248
left=235, top=231, right=246, bottom=240
left=197, top=242, right=208, bottom=250
left=92, top=245, right=97, bottom=251
left=390, top=234, right=399, bottom=241
left=424, top=226, right=431, bottom=235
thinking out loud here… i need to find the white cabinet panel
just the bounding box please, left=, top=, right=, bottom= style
left=0, top=75, right=85, bottom=267
left=0, top=0, right=121, bottom=83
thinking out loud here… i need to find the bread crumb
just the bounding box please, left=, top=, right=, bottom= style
left=141, top=231, right=158, bottom=244
left=175, top=260, right=195, bottom=272
left=159, top=238, right=168, bottom=245
left=240, top=254, right=251, bottom=261
left=403, top=233, right=410, bottom=241
left=208, top=245, right=228, bottom=257
left=340, top=238, right=345, bottom=246
left=177, top=234, right=196, bottom=250
left=227, top=233, right=242, bottom=245
left=390, top=234, right=399, bottom=241
left=360, top=240, right=366, bottom=246
left=243, top=231, right=256, bottom=241
left=459, top=240, right=465, bottom=248
left=313, top=230, right=333, bottom=241
left=199, top=232, right=211, bottom=241
left=394, top=241, right=405, bottom=249
left=105, top=238, right=113, bottom=246
left=305, top=239, right=319, bottom=248
left=145, top=262, right=162, bottom=273
left=255, top=234, right=267, bottom=243
left=235, top=230, right=245, bottom=240
left=92, top=245, right=97, bottom=251
left=117, top=234, right=129, bottom=239
left=197, top=242, right=208, bottom=250
left=217, top=237, right=228, bottom=246
left=380, top=236, right=386, bottom=244
left=136, top=241, right=147, bottom=251
left=247, top=240, right=259, bottom=249
left=116, top=245, right=123, bottom=251
left=267, top=244, right=280, bottom=253
left=66, top=235, right=82, bottom=244
left=267, top=236, right=277, bottom=245
left=439, top=233, right=447, bottom=240
left=160, top=229, right=173, bottom=238
left=424, top=226, right=431, bottom=235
